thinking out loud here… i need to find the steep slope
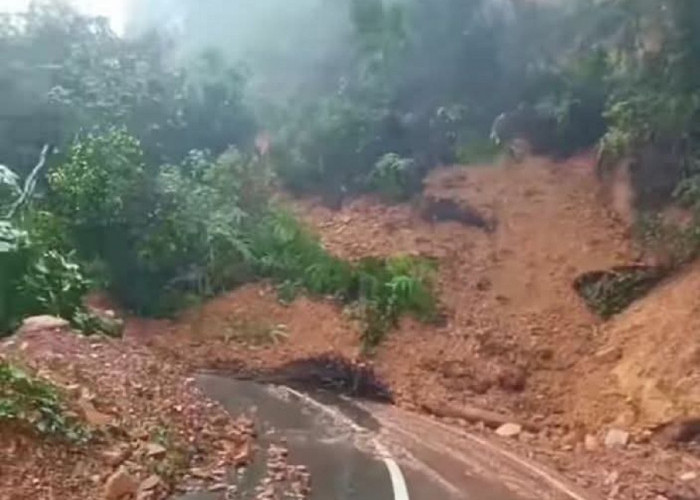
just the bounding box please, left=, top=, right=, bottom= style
left=575, top=261, right=700, bottom=430
left=300, top=154, right=635, bottom=423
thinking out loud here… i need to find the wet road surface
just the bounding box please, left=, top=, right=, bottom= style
left=177, top=374, right=594, bottom=500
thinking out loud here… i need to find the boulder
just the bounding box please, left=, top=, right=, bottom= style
left=18, top=315, right=69, bottom=334
left=103, top=468, right=138, bottom=500
left=604, top=428, right=630, bottom=448
left=495, top=422, right=522, bottom=438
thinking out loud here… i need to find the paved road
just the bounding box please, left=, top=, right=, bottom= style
left=177, top=374, right=594, bottom=500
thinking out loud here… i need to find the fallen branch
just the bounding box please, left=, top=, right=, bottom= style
left=421, top=400, right=540, bottom=433
left=7, top=144, right=50, bottom=218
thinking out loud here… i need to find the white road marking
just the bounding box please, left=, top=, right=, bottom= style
left=282, top=386, right=410, bottom=500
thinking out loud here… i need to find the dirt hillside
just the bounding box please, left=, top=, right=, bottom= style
left=574, top=261, right=700, bottom=431
left=299, top=154, right=636, bottom=426
left=138, top=153, right=700, bottom=499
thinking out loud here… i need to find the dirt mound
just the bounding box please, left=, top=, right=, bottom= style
left=136, top=284, right=361, bottom=374
left=574, top=262, right=700, bottom=431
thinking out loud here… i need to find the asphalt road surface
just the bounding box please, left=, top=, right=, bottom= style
left=177, top=374, right=594, bottom=500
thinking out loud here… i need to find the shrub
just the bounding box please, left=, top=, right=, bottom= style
left=0, top=361, right=86, bottom=441
left=48, top=130, right=275, bottom=315
left=0, top=155, right=93, bottom=335
left=19, top=250, right=91, bottom=324
left=48, top=128, right=149, bottom=233
left=0, top=222, right=31, bottom=333
left=367, top=153, right=421, bottom=201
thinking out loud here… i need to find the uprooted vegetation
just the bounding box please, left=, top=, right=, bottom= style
left=573, top=265, right=667, bottom=319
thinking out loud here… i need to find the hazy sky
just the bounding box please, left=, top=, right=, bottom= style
left=1, top=0, right=130, bottom=33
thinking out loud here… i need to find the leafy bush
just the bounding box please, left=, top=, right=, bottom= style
left=0, top=361, right=86, bottom=441
left=48, top=128, right=148, bottom=231
left=272, top=94, right=394, bottom=198
left=47, top=129, right=275, bottom=315
left=367, top=153, right=421, bottom=201
left=0, top=155, right=91, bottom=335
left=0, top=4, right=257, bottom=177
left=0, top=222, right=31, bottom=333
left=19, top=250, right=91, bottom=323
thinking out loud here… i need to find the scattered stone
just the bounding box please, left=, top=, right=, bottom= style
left=495, top=423, right=522, bottom=438
left=138, top=474, right=162, bottom=492
left=604, top=470, right=620, bottom=486
left=604, top=428, right=629, bottom=448
left=584, top=434, right=599, bottom=451
left=234, top=441, right=252, bottom=467
left=190, top=468, right=213, bottom=479
left=208, top=483, right=228, bottom=492
left=680, top=471, right=698, bottom=482
left=144, top=443, right=167, bottom=458
left=594, top=346, right=623, bottom=363
left=518, top=431, right=535, bottom=443
left=103, top=467, right=138, bottom=500
left=78, top=397, right=112, bottom=427
left=88, top=307, right=125, bottom=338
left=101, top=444, right=131, bottom=467
left=18, top=315, right=69, bottom=334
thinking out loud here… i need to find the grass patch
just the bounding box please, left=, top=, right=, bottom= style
left=251, top=209, right=438, bottom=350
left=0, top=361, right=87, bottom=441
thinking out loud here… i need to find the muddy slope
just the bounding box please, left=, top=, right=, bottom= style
left=300, top=155, right=634, bottom=423
left=575, top=261, right=700, bottom=430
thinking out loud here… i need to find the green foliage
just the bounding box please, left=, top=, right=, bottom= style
left=47, top=130, right=272, bottom=315
left=0, top=220, right=95, bottom=335
left=0, top=166, right=20, bottom=215
left=250, top=210, right=437, bottom=349
left=367, top=153, right=421, bottom=201
left=593, top=0, right=700, bottom=253
left=0, top=2, right=256, bottom=177
left=0, top=361, right=86, bottom=441
left=48, top=129, right=148, bottom=229
left=272, top=93, right=395, bottom=197
left=633, top=212, right=700, bottom=267
left=19, top=250, right=90, bottom=323
left=0, top=221, right=31, bottom=333
left=455, top=140, right=502, bottom=165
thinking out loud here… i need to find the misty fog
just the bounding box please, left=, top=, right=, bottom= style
left=127, top=0, right=356, bottom=101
